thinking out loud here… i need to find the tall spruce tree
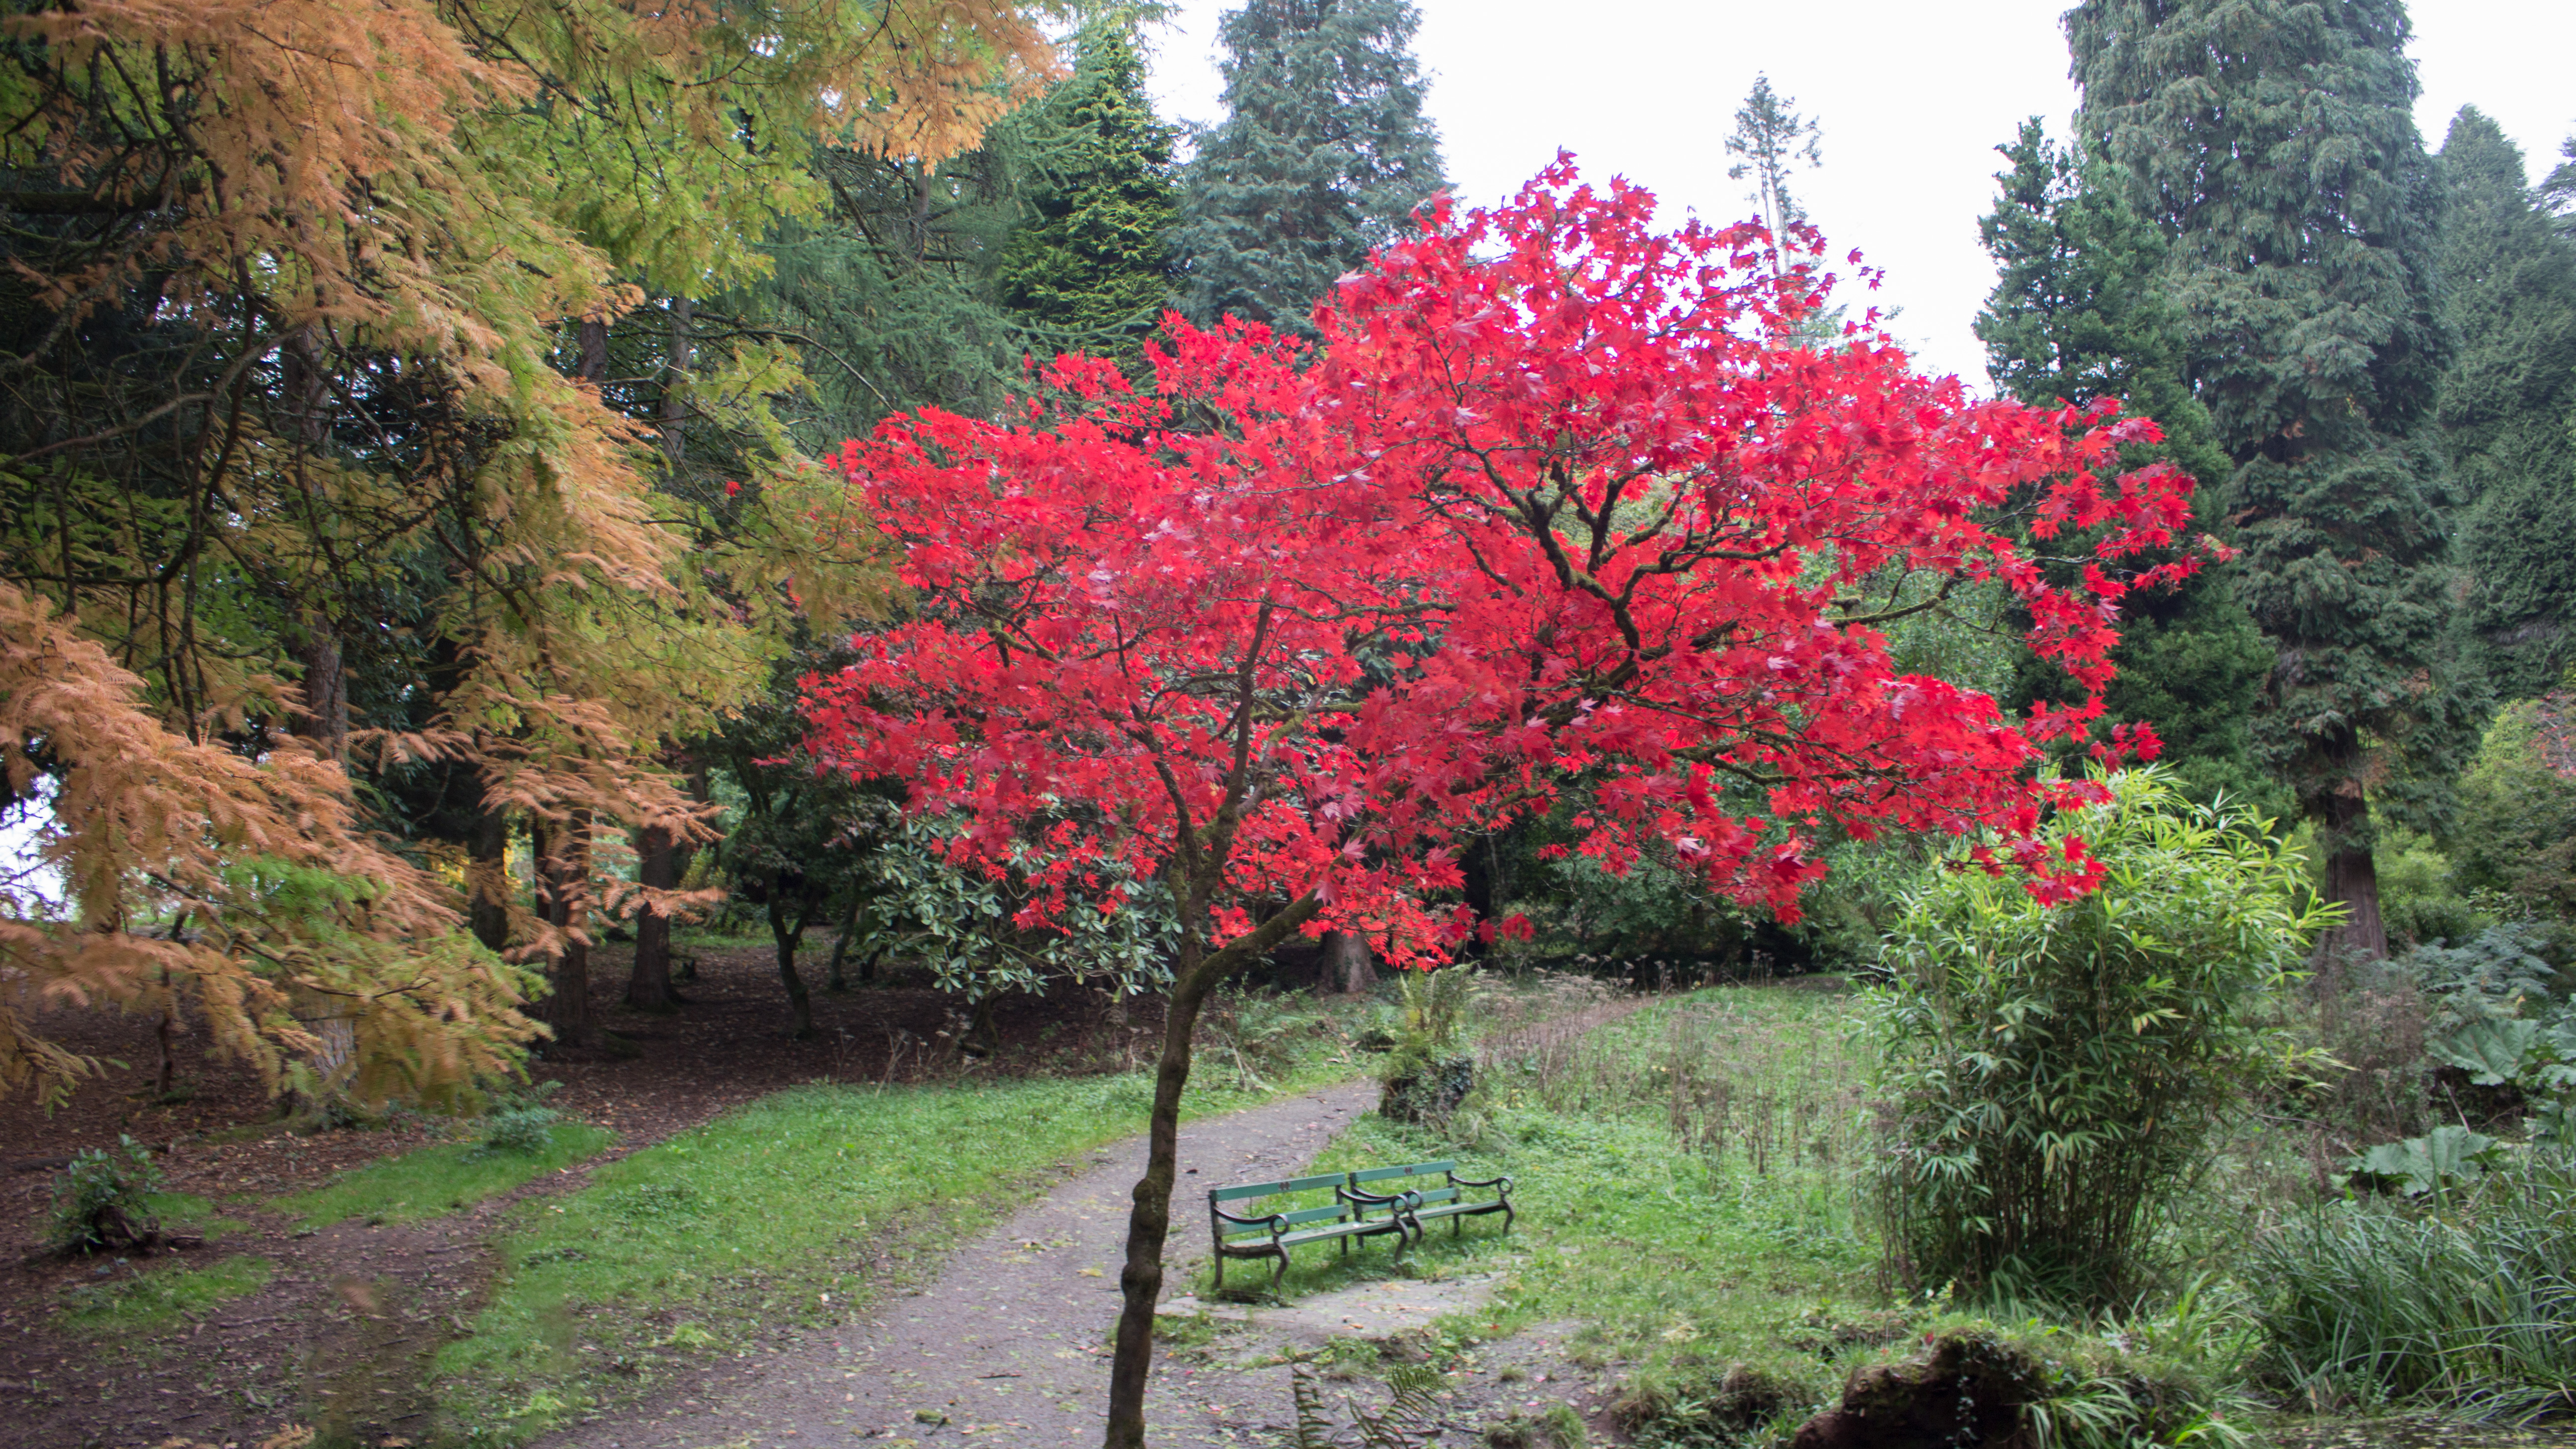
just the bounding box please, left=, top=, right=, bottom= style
left=997, top=22, right=1181, bottom=370
left=1171, top=0, right=1447, bottom=337
left=1725, top=73, right=1822, bottom=242
left=2067, top=0, right=2475, bottom=966
left=1974, top=120, right=2277, bottom=809
left=2438, top=108, right=2576, bottom=700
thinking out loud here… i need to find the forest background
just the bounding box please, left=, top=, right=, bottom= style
left=16, top=0, right=2572, bottom=1089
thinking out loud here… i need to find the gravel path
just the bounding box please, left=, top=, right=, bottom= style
left=548, top=1080, right=1378, bottom=1449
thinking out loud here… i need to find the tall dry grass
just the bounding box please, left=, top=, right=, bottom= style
left=1475, top=976, right=1868, bottom=1180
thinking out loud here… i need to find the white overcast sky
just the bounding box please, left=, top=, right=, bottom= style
left=1142, top=0, right=2576, bottom=389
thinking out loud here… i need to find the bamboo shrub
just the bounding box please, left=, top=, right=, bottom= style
left=1864, top=769, right=2327, bottom=1307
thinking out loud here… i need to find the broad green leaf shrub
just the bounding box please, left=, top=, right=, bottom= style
left=2393, top=920, right=2573, bottom=1034
left=1864, top=769, right=2326, bottom=1307
left=48, top=1135, right=162, bottom=1253
left=2451, top=700, right=2576, bottom=922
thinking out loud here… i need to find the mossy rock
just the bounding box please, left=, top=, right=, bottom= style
left=1789, top=1329, right=2046, bottom=1449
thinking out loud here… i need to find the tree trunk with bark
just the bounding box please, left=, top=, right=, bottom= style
left=769, top=887, right=816, bottom=1040
left=2314, top=787, right=2388, bottom=987
left=627, top=820, right=682, bottom=1011
left=535, top=812, right=596, bottom=1046
left=629, top=760, right=706, bottom=1007
left=660, top=299, right=689, bottom=471
left=1104, top=892, right=1322, bottom=1448
left=824, top=893, right=865, bottom=992
left=468, top=795, right=511, bottom=954
left=1320, top=929, right=1376, bottom=994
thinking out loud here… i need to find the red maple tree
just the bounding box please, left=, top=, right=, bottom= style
left=804, top=161, right=2199, bottom=1446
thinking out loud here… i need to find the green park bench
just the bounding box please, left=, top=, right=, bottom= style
left=1207, top=1159, right=1516, bottom=1291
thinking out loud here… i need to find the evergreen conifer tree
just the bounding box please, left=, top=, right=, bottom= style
left=2437, top=108, right=2576, bottom=699
left=2067, top=0, right=2476, bottom=965
left=1172, top=0, right=1447, bottom=337
left=997, top=23, right=1181, bottom=369
left=1974, top=120, right=2277, bottom=809
left=1725, top=73, right=1822, bottom=242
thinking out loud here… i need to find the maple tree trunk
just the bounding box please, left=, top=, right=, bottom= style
left=824, top=894, right=864, bottom=991
left=627, top=821, right=681, bottom=1011
left=2314, top=788, right=2388, bottom=987
left=1105, top=891, right=1322, bottom=1449
left=1320, top=930, right=1375, bottom=994
left=770, top=888, right=815, bottom=1040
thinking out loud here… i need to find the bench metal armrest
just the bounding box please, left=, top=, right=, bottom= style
left=1449, top=1173, right=1510, bottom=1191
left=1211, top=1206, right=1289, bottom=1233
left=1339, top=1186, right=1412, bottom=1208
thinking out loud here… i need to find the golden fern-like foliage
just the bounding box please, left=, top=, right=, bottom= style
left=1, top=583, right=544, bottom=1108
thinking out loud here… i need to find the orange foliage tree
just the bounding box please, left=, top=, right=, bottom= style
left=0, top=0, right=1057, bottom=1103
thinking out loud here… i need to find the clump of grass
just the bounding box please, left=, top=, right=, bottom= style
left=2248, top=1148, right=2576, bottom=1417
left=56, top=1254, right=273, bottom=1335
left=477, top=1082, right=565, bottom=1155
left=274, top=1123, right=616, bottom=1227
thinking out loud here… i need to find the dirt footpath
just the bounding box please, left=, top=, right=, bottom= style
left=542, top=1082, right=1379, bottom=1449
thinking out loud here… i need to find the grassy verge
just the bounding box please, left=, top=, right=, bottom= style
left=1207, top=981, right=2259, bottom=1447
left=273, top=1125, right=619, bottom=1227
left=1294, top=989, right=1874, bottom=1392
left=431, top=994, right=1365, bottom=1445
left=148, top=1190, right=251, bottom=1241
left=55, top=1254, right=275, bottom=1336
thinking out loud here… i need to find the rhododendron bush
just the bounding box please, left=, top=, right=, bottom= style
left=803, top=161, right=2201, bottom=1446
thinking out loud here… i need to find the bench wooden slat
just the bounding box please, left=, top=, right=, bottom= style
left=1350, top=1160, right=1453, bottom=1185
left=1210, top=1172, right=1348, bottom=1204
left=1218, top=1204, right=1347, bottom=1237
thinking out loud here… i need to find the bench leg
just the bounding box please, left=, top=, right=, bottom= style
left=1213, top=1252, right=1224, bottom=1293
left=1272, top=1246, right=1289, bottom=1291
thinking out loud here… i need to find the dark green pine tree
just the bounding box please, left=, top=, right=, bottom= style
left=2067, top=0, right=2478, bottom=966
left=2438, top=108, right=2576, bottom=700
left=2547, top=137, right=2576, bottom=239
left=996, top=22, right=1181, bottom=371
left=1974, top=119, right=2278, bottom=812
left=1172, top=0, right=1448, bottom=338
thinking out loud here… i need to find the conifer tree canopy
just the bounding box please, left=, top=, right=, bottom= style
left=998, top=23, right=1181, bottom=370
left=2438, top=108, right=2576, bottom=699
left=1975, top=120, right=2275, bottom=809
left=2068, top=0, right=2474, bottom=965
left=1172, top=0, right=1448, bottom=337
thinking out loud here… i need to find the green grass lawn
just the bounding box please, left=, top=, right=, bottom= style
left=1215, top=987, right=1881, bottom=1424
left=430, top=1006, right=1364, bottom=1445
left=273, top=1124, right=619, bottom=1227
left=54, top=1253, right=275, bottom=1336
